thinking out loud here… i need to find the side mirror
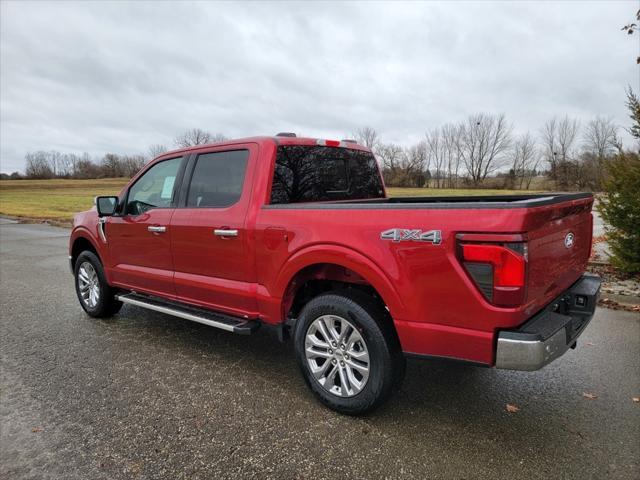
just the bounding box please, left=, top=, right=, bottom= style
left=95, top=196, right=118, bottom=217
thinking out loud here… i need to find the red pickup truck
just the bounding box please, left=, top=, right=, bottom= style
left=70, top=134, right=600, bottom=414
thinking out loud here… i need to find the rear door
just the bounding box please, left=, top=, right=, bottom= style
left=170, top=144, right=258, bottom=317
left=106, top=156, right=185, bottom=297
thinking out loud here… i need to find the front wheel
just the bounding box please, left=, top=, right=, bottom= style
left=294, top=290, right=405, bottom=415
left=74, top=251, right=122, bottom=318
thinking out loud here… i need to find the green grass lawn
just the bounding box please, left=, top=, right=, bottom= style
left=0, top=178, right=129, bottom=222
left=0, top=178, right=544, bottom=224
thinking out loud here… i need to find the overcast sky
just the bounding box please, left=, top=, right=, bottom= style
left=1, top=1, right=638, bottom=173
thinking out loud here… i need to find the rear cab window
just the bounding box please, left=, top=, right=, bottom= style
left=270, top=145, right=385, bottom=204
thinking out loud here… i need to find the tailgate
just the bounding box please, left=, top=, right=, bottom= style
left=525, top=197, right=594, bottom=309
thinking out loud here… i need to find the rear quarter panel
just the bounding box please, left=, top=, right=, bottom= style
left=256, top=207, right=527, bottom=364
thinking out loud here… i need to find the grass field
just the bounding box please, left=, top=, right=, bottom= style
left=0, top=178, right=543, bottom=224
left=0, top=178, right=129, bottom=222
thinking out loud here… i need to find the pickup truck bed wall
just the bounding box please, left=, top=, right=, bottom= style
left=265, top=192, right=593, bottom=208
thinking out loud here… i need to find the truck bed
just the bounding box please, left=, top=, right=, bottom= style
left=265, top=192, right=593, bottom=209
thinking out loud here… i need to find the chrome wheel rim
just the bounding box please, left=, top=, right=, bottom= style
left=78, top=262, right=100, bottom=308
left=305, top=315, right=370, bottom=397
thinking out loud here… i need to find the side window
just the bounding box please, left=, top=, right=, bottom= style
left=127, top=157, right=182, bottom=215
left=187, top=150, right=249, bottom=208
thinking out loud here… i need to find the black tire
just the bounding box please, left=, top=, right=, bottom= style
left=74, top=251, right=122, bottom=318
left=294, top=289, right=405, bottom=415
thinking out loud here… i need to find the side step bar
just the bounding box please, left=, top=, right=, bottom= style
left=116, top=293, right=260, bottom=335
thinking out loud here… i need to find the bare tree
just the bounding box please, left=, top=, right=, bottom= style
left=174, top=129, right=226, bottom=148
left=148, top=144, right=168, bottom=160
left=209, top=133, right=228, bottom=143
left=376, top=143, right=404, bottom=185
left=74, top=154, right=101, bottom=179
left=24, top=151, right=53, bottom=179
left=458, top=113, right=512, bottom=186
left=442, top=123, right=462, bottom=188
left=556, top=116, right=580, bottom=188
left=403, top=141, right=429, bottom=187
left=425, top=127, right=446, bottom=188
left=584, top=116, right=619, bottom=158
left=121, top=155, right=146, bottom=177
left=425, top=124, right=465, bottom=188
left=512, top=132, right=539, bottom=189
left=556, top=116, right=580, bottom=162
left=583, top=116, right=619, bottom=187
left=66, top=153, right=80, bottom=177
left=352, top=126, right=380, bottom=150
left=46, top=150, right=62, bottom=177
left=541, top=115, right=580, bottom=188
left=541, top=117, right=558, bottom=181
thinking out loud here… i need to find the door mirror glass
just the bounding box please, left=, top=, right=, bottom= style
left=96, top=196, right=118, bottom=217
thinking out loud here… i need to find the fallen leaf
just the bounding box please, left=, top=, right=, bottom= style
left=506, top=403, right=520, bottom=413
left=582, top=392, right=598, bottom=399
left=586, top=342, right=596, bottom=346
left=633, top=397, right=639, bottom=403
left=31, top=427, right=43, bottom=433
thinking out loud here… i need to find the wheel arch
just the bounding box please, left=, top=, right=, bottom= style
left=70, top=233, right=102, bottom=271
left=275, top=245, right=404, bottom=323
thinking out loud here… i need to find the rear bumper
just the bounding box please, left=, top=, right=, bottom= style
left=495, top=273, right=601, bottom=371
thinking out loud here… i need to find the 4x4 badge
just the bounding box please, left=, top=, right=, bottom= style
left=380, top=229, right=442, bottom=245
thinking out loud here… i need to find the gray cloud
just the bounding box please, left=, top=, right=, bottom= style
left=1, top=0, right=637, bottom=172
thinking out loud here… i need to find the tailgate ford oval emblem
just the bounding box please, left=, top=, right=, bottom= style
left=564, top=232, right=575, bottom=248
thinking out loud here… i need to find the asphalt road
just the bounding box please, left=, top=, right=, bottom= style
left=1, top=220, right=639, bottom=480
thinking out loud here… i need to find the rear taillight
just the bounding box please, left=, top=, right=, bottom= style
left=459, top=240, right=528, bottom=307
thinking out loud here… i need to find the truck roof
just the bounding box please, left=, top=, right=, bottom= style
left=156, top=135, right=371, bottom=161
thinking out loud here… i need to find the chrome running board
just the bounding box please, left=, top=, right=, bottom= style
left=116, top=293, right=260, bottom=335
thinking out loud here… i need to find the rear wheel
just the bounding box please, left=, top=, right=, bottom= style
left=74, top=251, right=122, bottom=318
left=294, top=290, right=405, bottom=415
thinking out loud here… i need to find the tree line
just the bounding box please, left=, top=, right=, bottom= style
left=5, top=115, right=626, bottom=192
left=6, top=128, right=226, bottom=180
left=352, top=111, right=622, bottom=191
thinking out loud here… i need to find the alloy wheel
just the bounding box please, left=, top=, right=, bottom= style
left=77, top=261, right=100, bottom=308
left=304, top=314, right=370, bottom=397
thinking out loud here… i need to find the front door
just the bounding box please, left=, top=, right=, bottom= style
left=106, top=156, right=184, bottom=297
left=170, top=146, right=258, bottom=317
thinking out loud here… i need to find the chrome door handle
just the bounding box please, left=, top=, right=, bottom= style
left=148, top=225, right=166, bottom=233
left=214, top=229, right=238, bottom=237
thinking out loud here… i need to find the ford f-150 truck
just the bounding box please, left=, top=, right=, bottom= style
left=70, top=134, right=601, bottom=414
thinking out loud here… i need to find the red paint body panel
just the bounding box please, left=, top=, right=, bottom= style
left=170, top=143, right=260, bottom=316
left=107, top=209, right=177, bottom=297
left=70, top=136, right=594, bottom=366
